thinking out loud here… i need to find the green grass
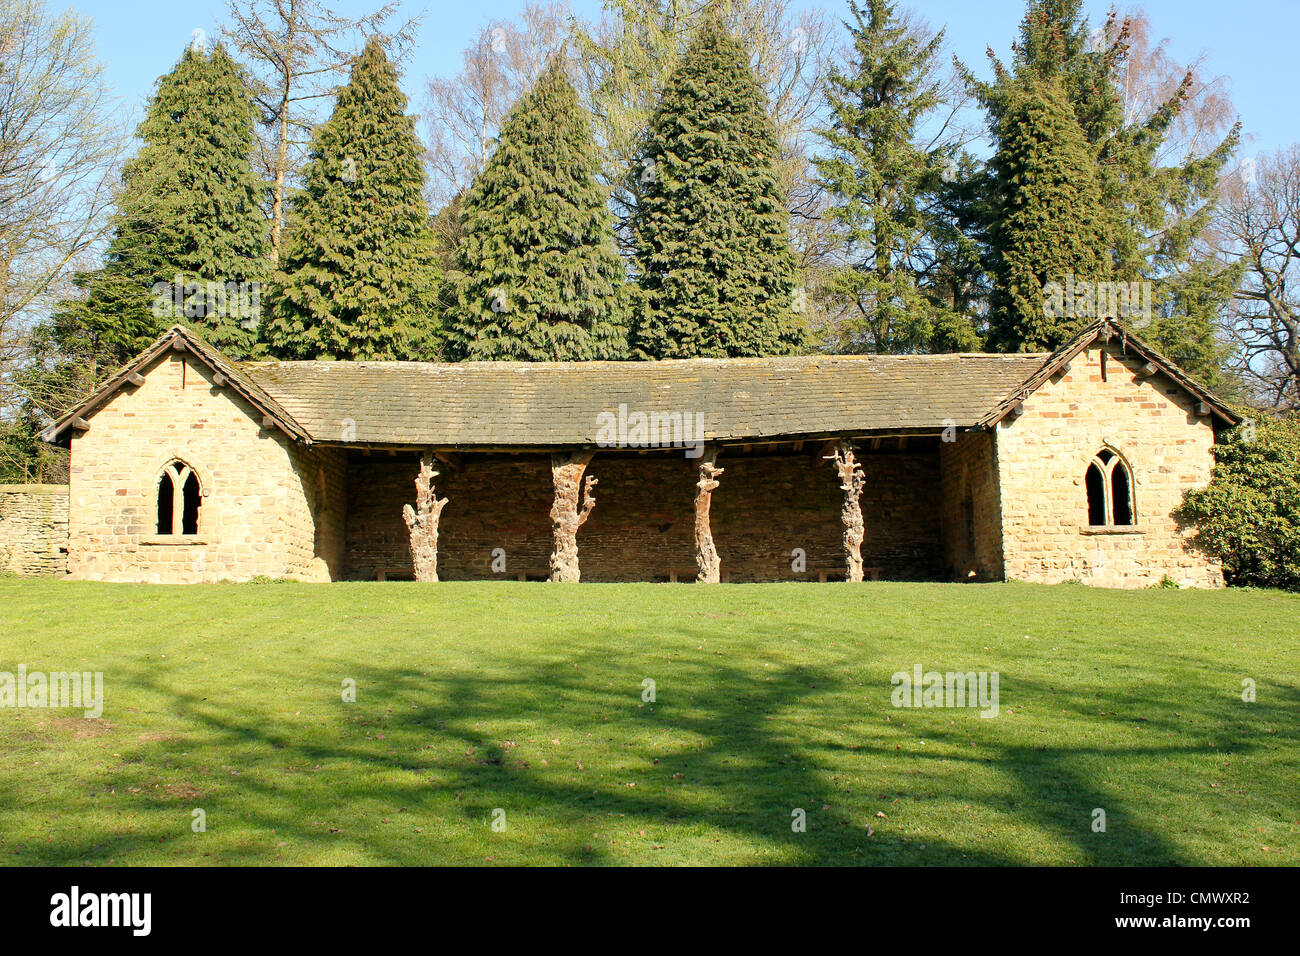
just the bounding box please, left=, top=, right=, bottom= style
left=0, top=579, right=1296, bottom=866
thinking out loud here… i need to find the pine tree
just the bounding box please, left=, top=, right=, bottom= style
left=265, top=39, right=441, bottom=361
left=50, top=42, right=268, bottom=368
left=447, top=58, right=630, bottom=361
left=631, top=19, right=805, bottom=359
left=987, top=74, right=1111, bottom=350
left=813, top=0, right=979, bottom=354
left=963, top=0, right=1239, bottom=373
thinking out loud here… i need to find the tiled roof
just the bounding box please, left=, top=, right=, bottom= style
left=240, top=352, right=1048, bottom=446
left=44, top=320, right=1238, bottom=449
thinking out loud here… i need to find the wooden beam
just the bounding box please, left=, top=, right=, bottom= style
left=171, top=338, right=186, bottom=353
left=1195, top=402, right=1212, bottom=417
left=71, top=417, right=90, bottom=432
left=1139, top=361, right=1158, bottom=377
left=126, top=371, right=146, bottom=387
left=431, top=451, right=464, bottom=472
left=211, top=372, right=227, bottom=387
left=261, top=415, right=276, bottom=431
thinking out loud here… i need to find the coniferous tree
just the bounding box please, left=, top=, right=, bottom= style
left=814, top=0, right=979, bottom=353
left=50, top=42, right=268, bottom=368
left=447, top=58, right=630, bottom=361
left=223, top=0, right=418, bottom=267
left=963, top=0, right=1238, bottom=373
left=926, top=152, right=995, bottom=332
left=987, top=74, right=1111, bottom=350
left=265, top=39, right=440, bottom=360
left=631, top=19, right=806, bottom=359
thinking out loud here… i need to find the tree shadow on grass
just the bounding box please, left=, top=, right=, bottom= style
left=17, top=647, right=1020, bottom=865
left=11, top=626, right=1295, bottom=866
left=884, top=672, right=1300, bottom=865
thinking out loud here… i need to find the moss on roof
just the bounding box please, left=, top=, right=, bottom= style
left=241, top=352, right=1048, bottom=446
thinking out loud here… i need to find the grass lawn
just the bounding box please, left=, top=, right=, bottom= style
left=0, top=578, right=1296, bottom=866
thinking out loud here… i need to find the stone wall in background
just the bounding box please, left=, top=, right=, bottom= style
left=344, top=446, right=947, bottom=583
left=0, top=484, right=69, bottom=575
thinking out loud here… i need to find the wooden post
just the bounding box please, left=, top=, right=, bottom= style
left=694, top=448, right=724, bottom=583
left=826, top=439, right=866, bottom=582
left=402, top=453, right=448, bottom=582
left=549, top=451, right=597, bottom=583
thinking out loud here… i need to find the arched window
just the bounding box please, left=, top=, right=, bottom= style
left=1085, top=449, right=1135, bottom=527
left=157, top=461, right=201, bottom=535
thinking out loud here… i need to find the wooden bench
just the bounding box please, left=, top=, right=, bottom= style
left=667, top=567, right=731, bottom=583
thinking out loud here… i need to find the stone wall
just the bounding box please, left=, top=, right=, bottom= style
left=0, top=484, right=69, bottom=575
left=56, top=339, right=1226, bottom=588
left=343, top=446, right=946, bottom=582
left=995, top=341, right=1223, bottom=588
left=939, top=431, right=1005, bottom=581
left=67, top=351, right=346, bottom=583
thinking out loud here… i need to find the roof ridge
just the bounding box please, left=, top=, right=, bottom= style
left=239, top=351, right=1051, bottom=371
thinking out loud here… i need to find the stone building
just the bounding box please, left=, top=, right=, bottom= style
left=40, top=319, right=1238, bottom=587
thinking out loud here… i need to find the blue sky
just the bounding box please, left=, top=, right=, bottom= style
left=74, top=0, right=1297, bottom=159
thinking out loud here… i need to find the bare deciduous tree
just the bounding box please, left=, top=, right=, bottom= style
left=0, top=0, right=121, bottom=479
left=420, top=2, right=572, bottom=214
left=1113, top=12, right=1237, bottom=168
left=222, top=0, right=419, bottom=265
left=1217, top=147, right=1300, bottom=412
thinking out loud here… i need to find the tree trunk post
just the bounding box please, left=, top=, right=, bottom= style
left=695, top=448, right=724, bottom=583
left=826, top=439, right=866, bottom=582
left=549, top=451, right=597, bottom=583
left=402, top=453, right=448, bottom=582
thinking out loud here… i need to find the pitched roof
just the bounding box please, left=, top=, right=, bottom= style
left=241, top=351, right=1047, bottom=446
left=42, top=319, right=1238, bottom=450
left=42, top=326, right=309, bottom=448
left=975, top=319, right=1240, bottom=428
